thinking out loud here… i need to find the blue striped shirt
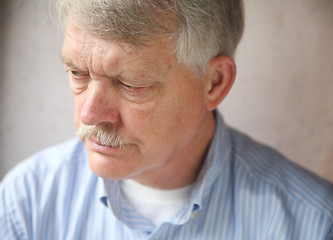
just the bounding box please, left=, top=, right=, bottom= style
left=1, top=112, right=333, bottom=239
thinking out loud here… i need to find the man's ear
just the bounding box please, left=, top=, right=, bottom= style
left=205, top=55, right=236, bottom=111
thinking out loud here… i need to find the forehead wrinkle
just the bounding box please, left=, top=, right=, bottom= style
left=89, top=39, right=134, bottom=78
left=62, top=33, right=91, bottom=72
left=100, top=46, right=122, bottom=78
left=65, top=17, right=177, bottom=82
left=64, top=20, right=111, bottom=74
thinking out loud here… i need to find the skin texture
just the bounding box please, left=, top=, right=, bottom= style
left=62, top=18, right=236, bottom=189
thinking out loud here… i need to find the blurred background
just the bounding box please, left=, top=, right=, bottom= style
left=1, top=0, right=332, bottom=182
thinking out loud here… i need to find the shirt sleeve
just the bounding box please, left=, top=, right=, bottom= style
left=327, top=222, right=333, bottom=240
left=0, top=178, right=28, bottom=240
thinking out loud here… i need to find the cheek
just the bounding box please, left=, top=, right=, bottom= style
left=120, top=100, right=159, bottom=137
left=73, top=96, right=85, bottom=130
left=125, top=92, right=203, bottom=141
left=163, top=89, right=207, bottom=140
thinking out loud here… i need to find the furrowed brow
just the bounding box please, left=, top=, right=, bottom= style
left=61, top=56, right=78, bottom=69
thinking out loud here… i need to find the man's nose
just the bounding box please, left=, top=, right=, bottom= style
left=80, top=84, right=119, bottom=126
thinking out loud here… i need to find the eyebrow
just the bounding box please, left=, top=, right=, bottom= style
left=60, top=55, right=158, bottom=84
left=61, top=56, right=79, bottom=69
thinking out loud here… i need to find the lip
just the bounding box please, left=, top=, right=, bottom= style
left=86, top=137, right=125, bottom=155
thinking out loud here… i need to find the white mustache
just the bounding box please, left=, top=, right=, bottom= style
left=77, top=123, right=126, bottom=148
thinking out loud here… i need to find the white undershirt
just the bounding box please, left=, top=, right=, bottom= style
left=121, top=180, right=194, bottom=227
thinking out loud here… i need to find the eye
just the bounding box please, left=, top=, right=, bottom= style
left=71, top=70, right=79, bottom=76
left=70, top=70, right=90, bottom=78
left=121, top=82, right=142, bottom=90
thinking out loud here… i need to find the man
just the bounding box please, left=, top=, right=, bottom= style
left=1, top=0, right=332, bottom=239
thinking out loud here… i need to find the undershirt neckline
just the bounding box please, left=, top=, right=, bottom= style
left=121, top=179, right=194, bottom=227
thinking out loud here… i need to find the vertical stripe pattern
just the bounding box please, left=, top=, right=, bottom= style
left=1, top=112, right=333, bottom=239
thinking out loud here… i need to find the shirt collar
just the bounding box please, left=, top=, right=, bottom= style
left=98, top=110, right=232, bottom=226
left=193, top=111, right=232, bottom=210
left=169, top=111, right=232, bottom=224
left=97, top=176, right=109, bottom=207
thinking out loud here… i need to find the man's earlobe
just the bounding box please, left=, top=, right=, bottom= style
left=206, top=56, right=236, bottom=111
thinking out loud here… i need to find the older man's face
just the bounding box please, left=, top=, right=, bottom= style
left=62, top=19, right=215, bottom=188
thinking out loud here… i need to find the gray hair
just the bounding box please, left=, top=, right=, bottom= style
left=57, top=0, right=244, bottom=75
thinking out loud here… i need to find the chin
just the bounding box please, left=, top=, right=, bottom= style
left=86, top=150, right=138, bottom=180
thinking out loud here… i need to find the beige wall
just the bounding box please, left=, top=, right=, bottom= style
left=0, top=0, right=74, bottom=178
left=221, top=0, right=333, bottom=182
left=1, top=0, right=332, bottom=181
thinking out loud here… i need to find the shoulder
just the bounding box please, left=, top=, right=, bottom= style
left=0, top=138, right=89, bottom=199
left=0, top=138, right=96, bottom=239
left=0, top=137, right=89, bottom=197
left=1, top=137, right=86, bottom=183
left=228, top=127, right=333, bottom=217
